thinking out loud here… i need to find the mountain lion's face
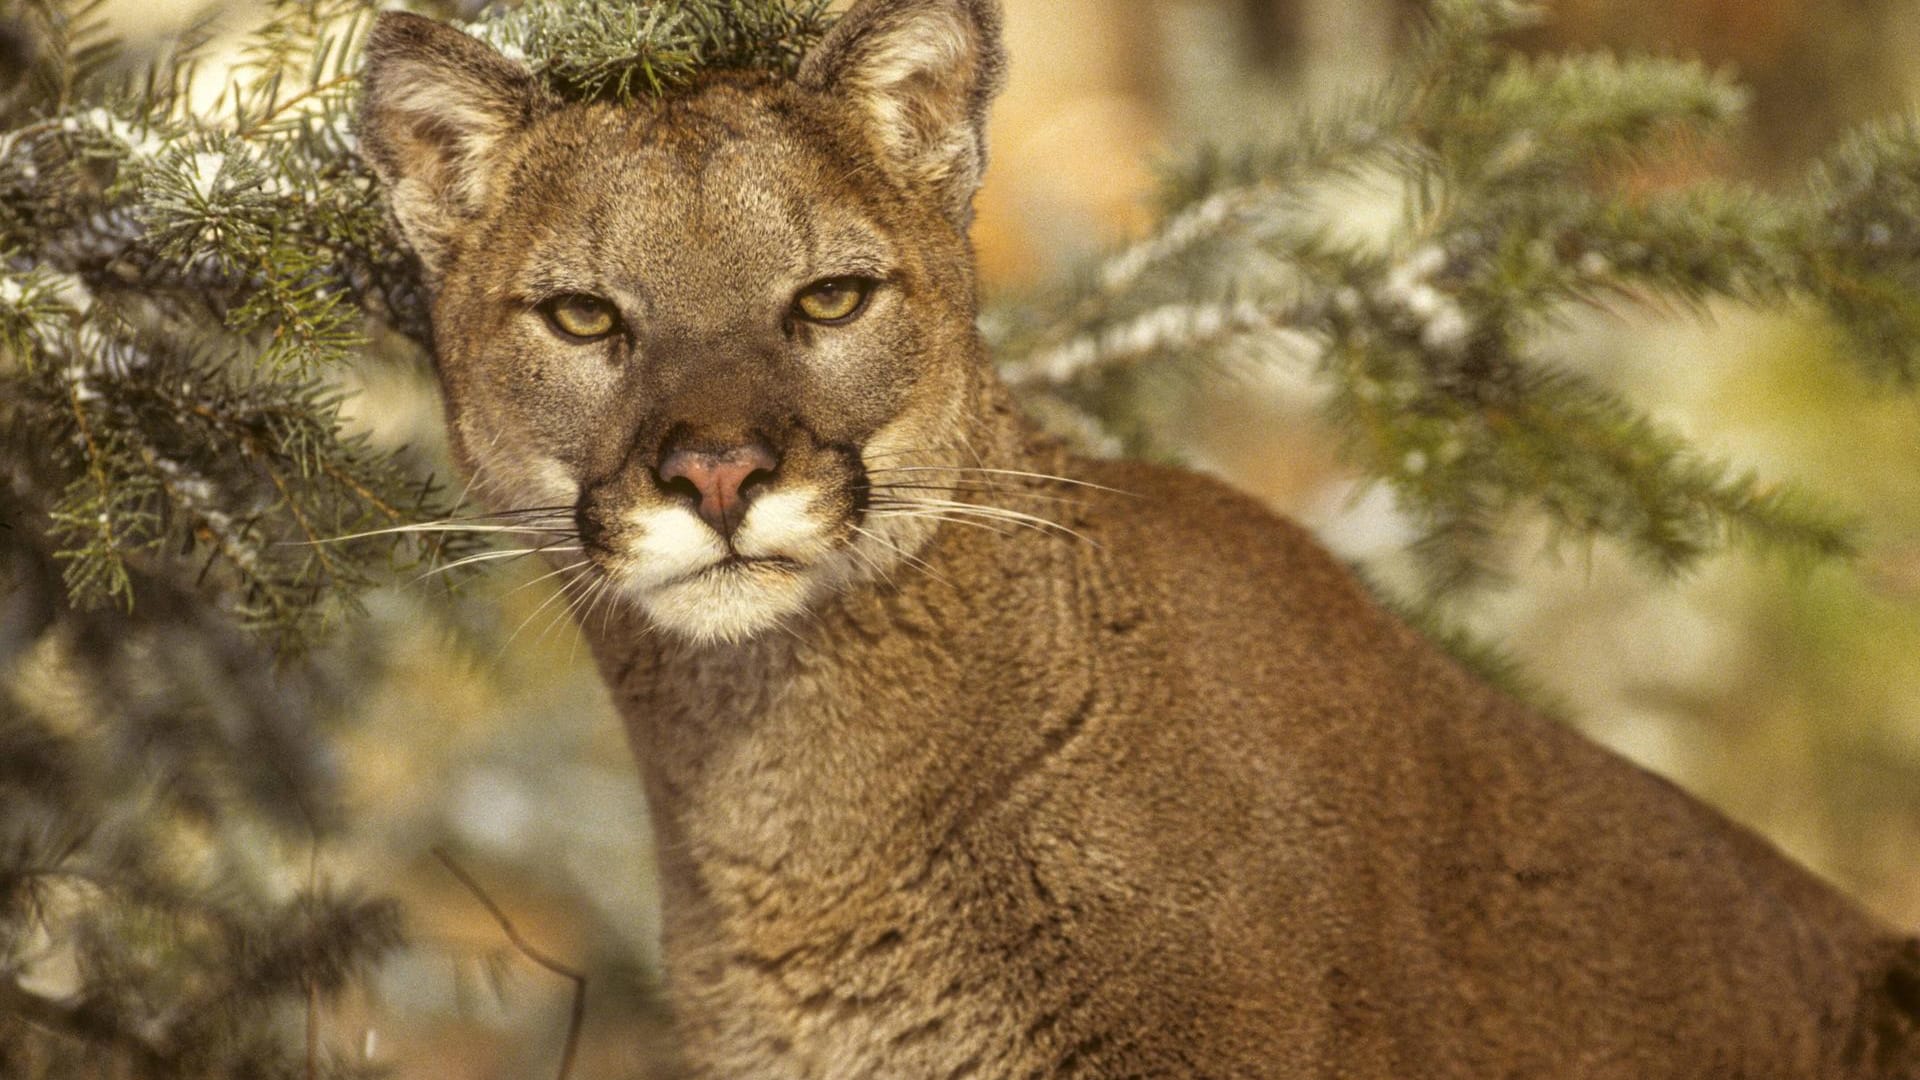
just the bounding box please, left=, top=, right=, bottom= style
left=430, top=83, right=982, bottom=644
left=360, top=2, right=1005, bottom=643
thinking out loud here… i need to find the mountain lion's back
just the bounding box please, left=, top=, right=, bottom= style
left=1053, top=453, right=1920, bottom=1077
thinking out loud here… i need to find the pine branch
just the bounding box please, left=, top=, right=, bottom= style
left=0, top=978, right=171, bottom=1071
left=1422, top=54, right=1747, bottom=187
left=434, top=848, right=588, bottom=1080
left=996, top=0, right=1920, bottom=600
left=475, top=0, right=837, bottom=103
left=1806, top=113, right=1920, bottom=384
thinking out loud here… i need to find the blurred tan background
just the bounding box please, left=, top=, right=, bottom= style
left=83, top=0, right=1920, bottom=1074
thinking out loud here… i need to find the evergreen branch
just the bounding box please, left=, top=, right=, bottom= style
left=1006, top=299, right=1287, bottom=390
left=1406, top=0, right=1546, bottom=125
left=1423, top=54, right=1747, bottom=186
left=1154, top=90, right=1423, bottom=216
left=433, top=848, right=587, bottom=1080
left=0, top=977, right=171, bottom=1070
left=1324, top=331, right=1857, bottom=586
left=1805, top=112, right=1920, bottom=383
left=1453, top=182, right=1807, bottom=322
left=59, top=366, right=129, bottom=608
left=995, top=2, right=1920, bottom=597
left=477, top=0, right=837, bottom=104
left=0, top=264, right=83, bottom=364
left=234, top=71, right=355, bottom=138
left=1105, top=189, right=1262, bottom=295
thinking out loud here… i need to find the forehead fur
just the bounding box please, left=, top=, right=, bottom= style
left=456, top=77, right=930, bottom=308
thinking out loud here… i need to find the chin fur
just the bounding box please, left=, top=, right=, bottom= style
left=635, top=562, right=819, bottom=645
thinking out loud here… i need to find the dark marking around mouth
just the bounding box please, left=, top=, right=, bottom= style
left=575, top=490, right=609, bottom=556
left=720, top=554, right=802, bottom=573
left=655, top=554, right=802, bottom=592
left=822, top=438, right=871, bottom=517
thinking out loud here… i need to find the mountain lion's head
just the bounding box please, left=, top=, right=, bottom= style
left=359, top=0, right=1006, bottom=644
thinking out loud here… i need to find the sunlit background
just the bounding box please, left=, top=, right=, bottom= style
left=45, top=0, right=1920, bottom=1075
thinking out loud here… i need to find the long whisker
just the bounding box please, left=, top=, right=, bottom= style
left=869, top=495, right=1094, bottom=543
left=579, top=575, right=616, bottom=632
left=408, top=544, right=582, bottom=583
left=867, top=481, right=1089, bottom=507
left=867, top=508, right=1020, bottom=539
left=850, top=523, right=952, bottom=588
left=542, top=572, right=602, bottom=644
left=302, top=521, right=577, bottom=546
left=438, top=503, right=577, bottom=520
left=585, top=571, right=627, bottom=638
left=839, top=526, right=901, bottom=591
left=561, top=574, right=615, bottom=664
left=501, top=564, right=595, bottom=653
left=873, top=505, right=1097, bottom=549
left=440, top=505, right=575, bottom=522
left=499, top=556, right=600, bottom=604
left=866, top=464, right=1135, bottom=497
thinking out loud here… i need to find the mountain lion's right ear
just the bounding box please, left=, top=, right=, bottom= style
left=798, top=0, right=1006, bottom=230
left=357, top=12, right=549, bottom=282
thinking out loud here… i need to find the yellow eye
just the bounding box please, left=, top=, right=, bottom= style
left=793, top=278, right=874, bottom=325
left=543, top=294, right=619, bottom=341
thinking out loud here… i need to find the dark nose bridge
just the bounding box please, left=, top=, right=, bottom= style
left=651, top=318, right=774, bottom=420
left=637, top=326, right=786, bottom=537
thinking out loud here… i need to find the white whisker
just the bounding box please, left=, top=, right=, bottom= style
left=584, top=572, right=625, bottom=638
left=868, top=508, right=1019, bottom=538
left=869, top=480, right=1088, bottom=507
left=500, top=565, right=593, bottom=655
left=562, top=574, right=614, bottom=665
left=411, top=544, right=585, bottom=583
left=303, top=521, right=576, bottom=546
left=871, top=495, right=1086, bottom=536
left=499, top=558, right=594, bottom=604
left=543, top=573, right=601, bottom=645
left=870, top=499, right=1097, bottom=547
left=850, top=523, right=951, bottom=587
left=867, top=464, right=1134, bottom=497
left=840, top=526, right=901, bottom=590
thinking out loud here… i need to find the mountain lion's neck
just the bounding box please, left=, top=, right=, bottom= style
left=583, top=380, right=1081, bottom=881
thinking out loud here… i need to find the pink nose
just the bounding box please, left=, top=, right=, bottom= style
left=657, top=443, right=779, bottom=536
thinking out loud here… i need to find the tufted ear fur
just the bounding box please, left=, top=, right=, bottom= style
left=357, top=12, right=550, bottom=282
left=797, top=0, right=1006, bottom=229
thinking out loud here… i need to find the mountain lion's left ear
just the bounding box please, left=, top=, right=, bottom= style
left=798, top=0, right=1007, bottom=229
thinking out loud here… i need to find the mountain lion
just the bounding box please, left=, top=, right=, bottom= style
left=358, top=2, right=1920, bottom=1076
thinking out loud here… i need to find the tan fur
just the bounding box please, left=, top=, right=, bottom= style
left=360, top=3, right=1920, bottom=1076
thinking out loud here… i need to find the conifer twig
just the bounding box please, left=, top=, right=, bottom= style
left=432, top=847, right=588, bottom=1080
left=0, top=978, right=170, bottom=1071
left=236, top=71, right=356, bottom=138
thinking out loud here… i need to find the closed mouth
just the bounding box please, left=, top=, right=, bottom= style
left=656, top=554, right=803, bottom=588
left=718, top=554, right=802, bottom=573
